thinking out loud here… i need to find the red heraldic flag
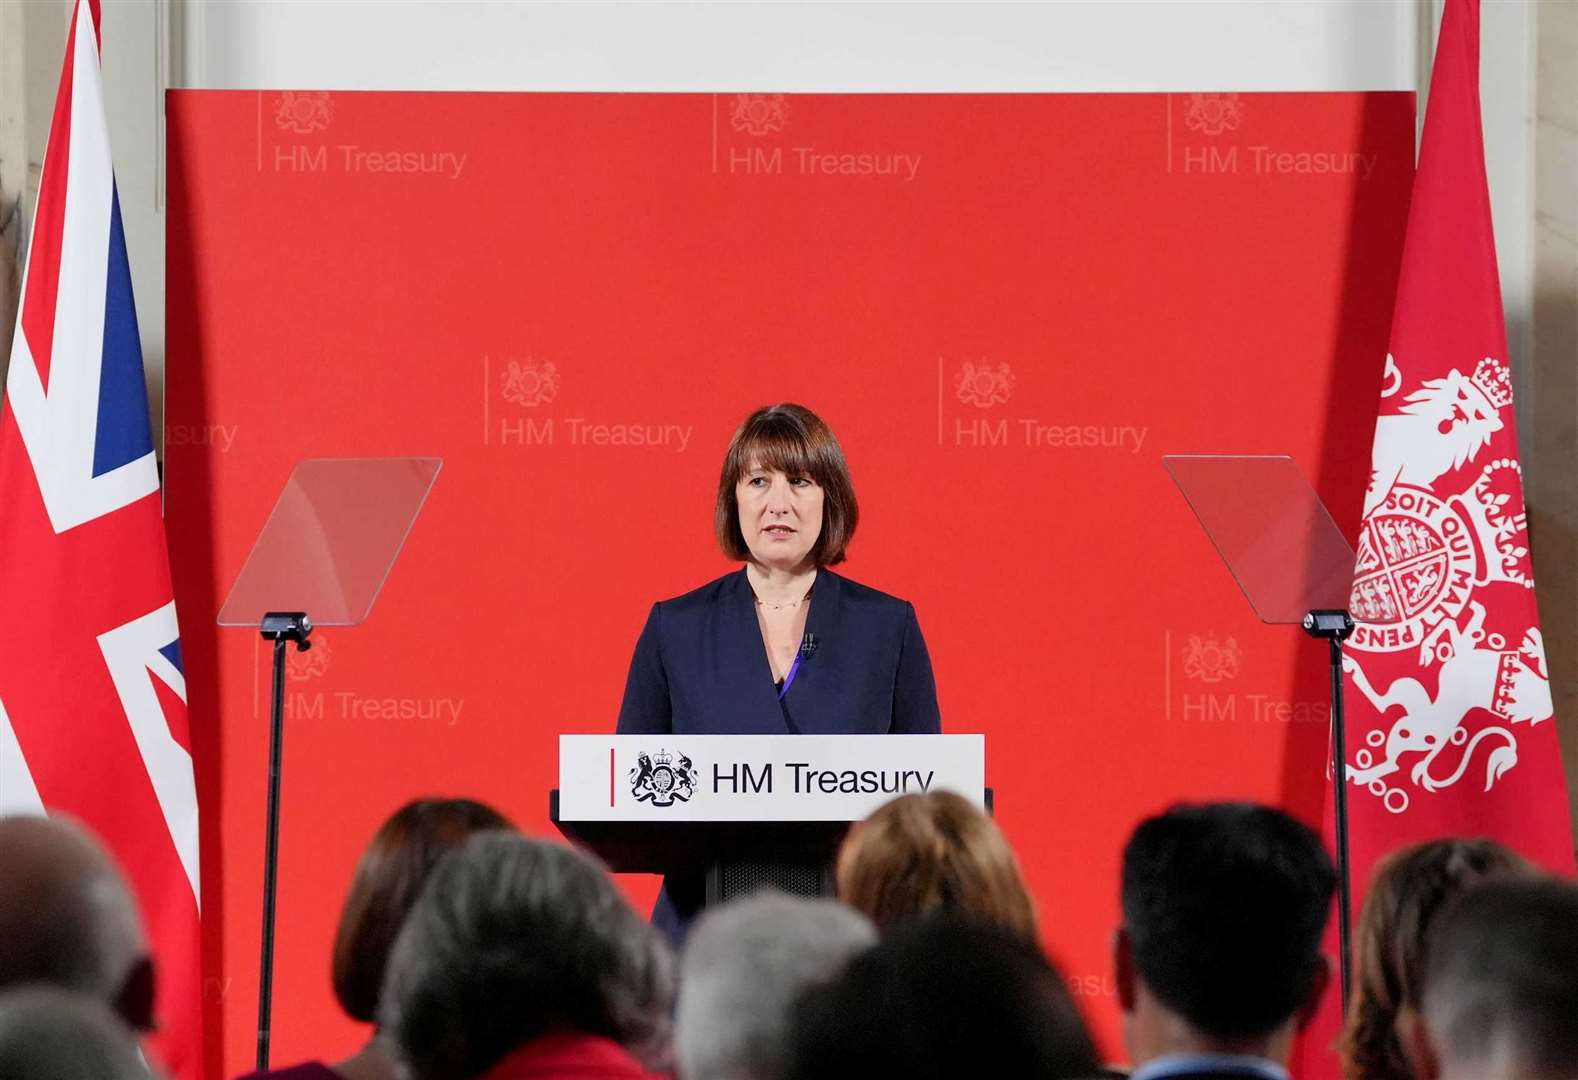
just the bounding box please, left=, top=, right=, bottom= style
left=1342, top=0, right=1574, bottom=877
left=0, top=1, right=202, bottom=1076
left=1296, top=4, right=1572, bottom=1076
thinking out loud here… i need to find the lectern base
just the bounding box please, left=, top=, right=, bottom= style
left=705, top=860, right=835, bottom=905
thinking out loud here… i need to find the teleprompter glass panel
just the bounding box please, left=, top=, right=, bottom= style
left=1164, top=454, right=1355, bottom=625
left=217, top=457, right=441, bottom=628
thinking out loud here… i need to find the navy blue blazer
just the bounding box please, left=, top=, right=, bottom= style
left=616, top=567, right=941, bottom=736
left=616, top=567, right=941, bottom=942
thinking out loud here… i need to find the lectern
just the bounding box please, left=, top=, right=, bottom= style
left=552, top=734, right=987, bottom=906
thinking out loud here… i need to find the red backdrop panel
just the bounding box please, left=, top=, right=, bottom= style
left=163, top=90, right=1413, bottom=1075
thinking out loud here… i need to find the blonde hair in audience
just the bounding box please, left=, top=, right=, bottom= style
left=836, top=791, right=1038, bottom=940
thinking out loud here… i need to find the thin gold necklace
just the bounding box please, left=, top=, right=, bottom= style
left=754, top=586, right=813, bottom=611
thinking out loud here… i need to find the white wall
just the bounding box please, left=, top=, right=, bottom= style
left=182, top=1, right=1417, bottom=92
left=13, top=0, right=1545, bottom=451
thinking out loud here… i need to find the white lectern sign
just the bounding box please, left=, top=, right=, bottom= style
left=559, top=734, right=985, bottom=821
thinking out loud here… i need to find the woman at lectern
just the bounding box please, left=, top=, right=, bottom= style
left=616, top=402, right=941, bottom=938
left=618, top=402, right=940, bottom=736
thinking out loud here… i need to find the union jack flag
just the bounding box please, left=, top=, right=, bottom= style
left=0, top=1, right=201, bottom=1075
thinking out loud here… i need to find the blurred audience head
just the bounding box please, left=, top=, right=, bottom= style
left=332, top=797, right=513, bottom=1024
left=0, top=815, right=154, bottom=1031
left=1341, top=837, right=1532, bottom=1080
left=380, top=831, right=673, bottom=1080
left=835, top=791, right=1037, bottom=939
left=1117, top=801, right=1334, bottom=1067
left=0, top=985, right=153, bottom=1080
left=1410, top=877, right=1578, bottom=1080
left=675, top=892, right=875, bottom=1080
left=784, top=919, right=1098, bottom=1080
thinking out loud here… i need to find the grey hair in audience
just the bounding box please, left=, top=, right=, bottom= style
left=0, top=986, right=153, bottom=1080
left=1419, top=877, right=1578, bottom=1079
left=379, top=831, right=673, bottom=1080
left=676, top=893, right=876, bottom=1080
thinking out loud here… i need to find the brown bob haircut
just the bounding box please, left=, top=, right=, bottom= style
left=1339, top=837, right=1532, bottom=1080
left=715, top=403, right=859, bottom=566
left=836, top=791, right=1039, bottom=941
left=331, top=797, right=513, bottom=1023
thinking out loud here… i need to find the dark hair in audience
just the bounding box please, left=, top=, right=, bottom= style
left=1421, top=877, right=1578, bottom=1078
left=1121, top=801, right=1335, bottom=1040
left=784, top=919, right=1098, bottom=1080
left=331, top=798, right=513, bottom=1023
left=0, top=815, right=154, bottom=1031
left=380, top=831, right=673, bottom=1080
left=836, top=791, right=1038, bottom=939
left=0, top=986, right=150, bottom=1080
left=1340, top=838, right=1531, bottom=1080
left=715, top=403, right=858, bottom=566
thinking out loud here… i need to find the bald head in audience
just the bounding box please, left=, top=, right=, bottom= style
left=0, top=816, right=155, bottom=1031
left=0, top=986, right=154, bottom=1080
left=1410, top=877, right=1578, bottom=1080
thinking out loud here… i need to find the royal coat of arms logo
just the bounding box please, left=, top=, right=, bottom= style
left=1345, top=351, right=1547, bottom=814
left=954, top=362, right=1015, bottom=408
left=630, top=750, right=699, bottom=807
left=501, top=359, right=559, bottom=407
left=1183, top=93, right=1243, bottom=136
left=729, top=94, right=788, bottom=136
left=275, top=92, right=333, bottom=135
left=1182, top=634, right=1241, bottom=683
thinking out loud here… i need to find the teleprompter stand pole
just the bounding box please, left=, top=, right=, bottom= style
left=1302, top=608, right=1355, bottom=1016
left=256, top=612, right=313, bottom=1071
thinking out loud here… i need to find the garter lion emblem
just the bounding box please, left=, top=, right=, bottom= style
left=630, top=750, right=698, bottom=807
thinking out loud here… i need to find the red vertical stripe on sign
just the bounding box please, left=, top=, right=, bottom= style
left=609, top=748, right=615, bottom=807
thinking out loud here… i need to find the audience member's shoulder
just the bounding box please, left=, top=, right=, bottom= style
left=0, top=986, right=152, bottom=1079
